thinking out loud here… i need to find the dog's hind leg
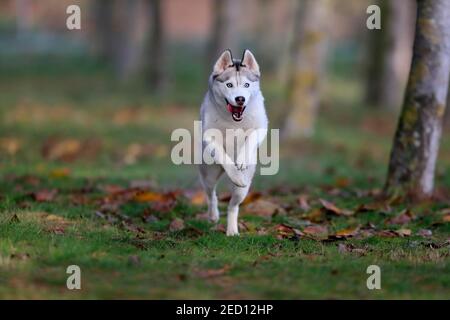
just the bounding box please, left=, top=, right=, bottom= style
left=226, top=166, right=255, bottom=236
left=199, top=164, right=223, bottom=223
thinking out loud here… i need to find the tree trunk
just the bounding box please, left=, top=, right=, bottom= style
left=207, top=0, right=239, bottom=68
left=365, top=0, right=416, bottom=110
left=444, top=82, right=450, bottom=125
left=282, top=0, right=328, bottom=139
left=114, top=0, right=142, bottom=81
left=144, top=0, right=167, bottom=92
left=385, top=0, right=450, bottom=198
left=15, top=0, right=33, bottom=38
left=91, top=0, right=115, bottom=61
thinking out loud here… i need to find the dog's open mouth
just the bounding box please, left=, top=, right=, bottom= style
left=226, top=100, right=246, bottom=122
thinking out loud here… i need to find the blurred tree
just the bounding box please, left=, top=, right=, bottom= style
left=143, top=0, right=167, bottom=92
left=255, top=0, right=273, bottom=70
left=282, top=0, right=329, bottom=138
left=114, top=0, right=142, bottom=81
left=208, top=0, right=239, bottom=68
left=15, top=0, right=33, bottom=38
left=385, top=0, right=450, bottom=198
left=91, top=0, right=115, bottom=61
left=444, top=82, right=450, bottom=125
left=365, top=0, right=416, bottom=110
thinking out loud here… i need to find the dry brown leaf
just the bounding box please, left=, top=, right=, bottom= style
left=354, top=201, right=391, bottom=213
left=133, top=191, right=176, bottom=204
left=302, top=208, right=325, bottom=223
left=443, top=213, right=450, bottom=222
left=194, top=265, right=231, bottom=278
left=169, top=218, right=185, bottom=232
left=0, top=137, right=21, bottom=155
left=297, top=194, right=311, bottom=211
left=32, top=189, right=58, bottom=202
left=395, top=228, right=412, bottom=237
left=244, top=199, right=285, bottom=217
left=334, top=177, right=351, bottom=188
left=273, top=224, right=302, bottom=239
left=386, top=209, right=414, bottom=225
left=302, top=225, right=328, bottom=239
left=242, top=192, right=262, bottom=205
left=189, top=190, right=206, bottom=205
left=42, top=138, right=82, bottom=161
left=330, top=226, right=360, bottom=240
left=319, top=199, right=353, bottom=216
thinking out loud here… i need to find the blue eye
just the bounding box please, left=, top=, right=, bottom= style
left=244, top=83, right=250, bottom=88
left=226, top=83, right=233, bottom=88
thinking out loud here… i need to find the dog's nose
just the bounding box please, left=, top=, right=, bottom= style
left=235, top=96, right=245, bottom=105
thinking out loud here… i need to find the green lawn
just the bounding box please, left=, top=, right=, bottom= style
left=0, top=56, right=449, bottom=299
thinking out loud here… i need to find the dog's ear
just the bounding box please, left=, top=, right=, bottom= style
left=213, top=49, right=233, bottom=76
left=241, top=49, right=260, bottom=77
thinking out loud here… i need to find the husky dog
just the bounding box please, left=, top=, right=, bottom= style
left=199, top=49, right=268, bottom=236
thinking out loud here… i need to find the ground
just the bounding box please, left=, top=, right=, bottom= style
left=0, top=56, right=449, bottom=299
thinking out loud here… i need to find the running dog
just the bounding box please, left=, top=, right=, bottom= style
left=199, top=49, right=268, bottom=236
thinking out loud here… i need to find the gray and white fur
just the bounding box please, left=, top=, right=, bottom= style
left=199, top=49, right=268, bottom=236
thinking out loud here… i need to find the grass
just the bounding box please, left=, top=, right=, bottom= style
left=0, top=54, right=449, bottom=299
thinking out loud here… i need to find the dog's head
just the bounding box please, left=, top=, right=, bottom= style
left=209, top=49, right=261, bottom=122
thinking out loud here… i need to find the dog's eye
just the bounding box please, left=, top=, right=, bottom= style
left=226, top=83, right=233, bottom=88
left=244, top=83, right=250, bottom=88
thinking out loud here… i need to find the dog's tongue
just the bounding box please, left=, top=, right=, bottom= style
left=227, top=103, right=245, bottom=122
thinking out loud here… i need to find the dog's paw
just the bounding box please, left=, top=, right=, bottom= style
left=209, top=212, right=220, bottom=223
left=226, top=228, right=240, bottom=236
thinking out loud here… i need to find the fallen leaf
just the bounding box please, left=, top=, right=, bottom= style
left=194, top=265, right=231, bottom=278
left=442, top=212, right=450, bottom=222
left=302, top=208, right=325, bottom=223
left=273, top=224, right=302, bottom=239
left=395, top=228, right=412, bottom=237
left=354, top=201, right=391, bottom=214
left=213, top=223, right=226, bottom=233
left=49, top=168, right=71, bottom=178
left=302, top=225, right=328, bottom=239
left=319, top=199, right=353, bottom=216
left=242, top=192, right=262, bottom=205
left=32, top=189, right=58, bottom=202
left=386, top=209, right=414, bottom=225
left=334, top=176, right=351, bottom=188
left=133, top=191, right=170, bottom=202
left=188, top=190, right=206, bottom=205
left=42, top=138, right=82, bottom=161
left=297, top=194, right=311, bottom=211
left=195, top=212, right=210, bottom=221
left=169, top=218, right=185, bottom=232
left=327, top=226, right=361, bottom=240
left=244, top=199, right=285, bottom=217
left=0, top=137, right=21, bottom=155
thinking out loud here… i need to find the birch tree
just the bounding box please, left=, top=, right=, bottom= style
left=283, top=0, right=329, bottom=138
left=385, top=0, right=450, bottom=197
left=365, top=0, right=416, bottom=109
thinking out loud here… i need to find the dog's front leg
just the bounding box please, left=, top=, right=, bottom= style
left=203, top=139, right=248, bottom=188
left=227, top=182, right=251, bottom=236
